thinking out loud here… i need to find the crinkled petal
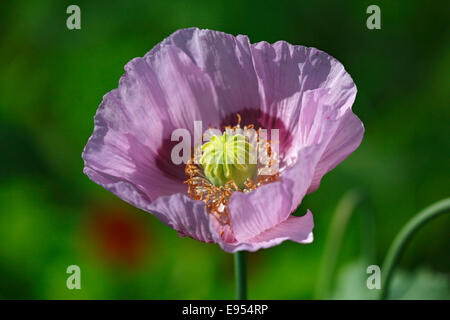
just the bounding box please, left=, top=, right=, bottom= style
left=251, top=40, right=356, bottom=125
left=250, top=40, right=363, bottom=193
left=216, top=210, right=314, bottom=253
left=82, top=91, right=186, bottom=202
left=84, top=169, right=154, bottom=209
left=281, top=143, right=324, bottom=213
left=156, top=28, right=261, bottom=116
left=290, top=88, right=363, bottom=193
left=85, top=166, right=215, bottom=243
left=228, top=181, right=293, bottom=242
left=270, top=87, right=363, bottom=196
left=228, top=141, right=321, bottom=242
left=140, top=43, right=222, bottom=130
left=148, top=194, right=215, bottom=243
left=307, top=105, right=364, bottom=193
left=83, top=42, right=224, bottom=202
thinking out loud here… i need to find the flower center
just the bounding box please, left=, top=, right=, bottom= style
left=184, top=114, right=279, bottom=225
left=200, top=132, right=257, bottom=189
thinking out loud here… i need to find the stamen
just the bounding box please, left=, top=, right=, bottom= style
left=236, top=113, right=241, bottom=126
left=184, top=113, right=279, bottom=225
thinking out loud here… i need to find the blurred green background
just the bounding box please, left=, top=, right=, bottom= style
left=0, top=0, right=449, bottom=299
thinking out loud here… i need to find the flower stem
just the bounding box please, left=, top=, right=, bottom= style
left=379, top=198, right=450, bottom=300
left=234, top=251, right=247, bottom=300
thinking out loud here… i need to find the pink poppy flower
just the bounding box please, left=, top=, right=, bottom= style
left=82, top=28, right=364, bottom=253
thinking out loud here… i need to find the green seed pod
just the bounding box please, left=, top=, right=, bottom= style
left=200, top=133, right=257, bottom=189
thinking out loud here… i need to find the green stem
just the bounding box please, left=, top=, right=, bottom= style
left=315, top=190, right=361, bottom=299
left=379, top=198, right=450, bottom=300
left=234, top=251, right=247, bottom=300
